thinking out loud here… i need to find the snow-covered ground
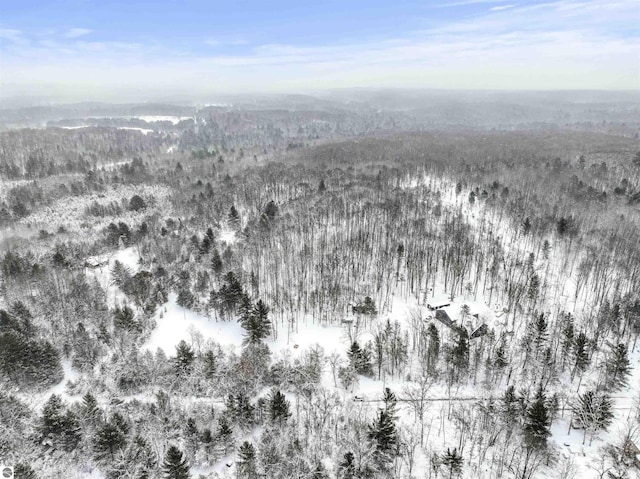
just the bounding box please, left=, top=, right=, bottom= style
left=143, top=293, right=245, bottom=355
left=397, top=171, right=640, bottom=479
left=551, top=349, right=640, bottom=477
left=19, top=183, right=171, bottom=233
left=44, top=169, right=632, bottom=479
left=116, top=126, right=153, bottom=134
left=59, top=125, right=154, bottom=134
left=135, top=115, right=193, bottom=124
left=12, top=167, right=634, bottom=479
left=218, top=228, right=237, bottom=245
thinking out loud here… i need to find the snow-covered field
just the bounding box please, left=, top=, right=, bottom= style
left=59, top=125, right=154, bottom=134
left=18, top=184, right=171, bottom=233
left=135, top=115, right=193, bottom=124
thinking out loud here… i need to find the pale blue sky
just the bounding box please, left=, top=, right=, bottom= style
left=0, top=0, right=638, bottom=100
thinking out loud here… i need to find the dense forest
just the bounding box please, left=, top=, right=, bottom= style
left=1, top=96, right=639, bottom=479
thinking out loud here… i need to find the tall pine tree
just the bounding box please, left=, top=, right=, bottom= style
left=240, top=300, right=271, bottom=345
left=572, top=390, right=614, bottom=445
left=367, top=405, right=398, bottom=469
left=338, top=452, right=356, bottom=479
left=441, top=448, right=463, bottom=478
left=174, top=340, right=195, bottom=375
left=268, top=389, right=291, bottom=424
left=237, top=441, right=258, bottom=479
left=523, top=386, right=551, bottom=450
left=162, top=445, right=190, bottom=479
left=605, top=343, right=631, bottom=391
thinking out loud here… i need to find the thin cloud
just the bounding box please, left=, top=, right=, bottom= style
left=64, top=28, right=92, bottom=38
left=204, top=37, right=249, bottom=47
left=436, top=0, right=511, bottom=7
left=0, top=28, right=23, bottom=43
left=1, top=0, right=637, bottom=97
left=491, top=4, right=516, bottom=11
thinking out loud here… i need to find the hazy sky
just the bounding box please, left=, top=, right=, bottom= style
left=0, top=0, right=638, bottom=101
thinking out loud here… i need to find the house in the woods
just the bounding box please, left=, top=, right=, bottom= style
left=431, top=305, right=490, bottom=340
left=470, top=323, right=488, bottom=339
left=624, top=440, right=640, bottom=469
left=84, top=257, right=109, bottom=269
left=435, top=309, right=455, bottom=328
left=427, top=298, right=451, bottom=310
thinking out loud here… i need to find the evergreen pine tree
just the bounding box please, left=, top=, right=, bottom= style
left=94, top=420, right=127, bottom=459
left=1, top=330, right=63, bottom=388
left=523, top=386, right=551, bottom=450
left=264, top=200, right=278, bottom=220
left=174, top=340, right=195, bottom=375
left=427, top=323, right=440, bottom=372
left=363, top=296, right=377, bottom=315
left=561, top=314, right=574, bottom=369
left=228, top=206, right=240, bottom=227
left=185, top=417, right=199, bottom=452
left=347, top=341, right=373, bottom=375
left=205, top=226, right=215, bottom=243
left=532, top=313, right=547, bottom=354
left=353, top=296, right=377, bottom=315
left=124, top=435, right=157, bottom=479
left=162, top=445, right=190, bottom=479
left=9, top=301, right=35, bottom=337
left=176, top=288, right=195, bottom=308
left=359, top=343, right=374, bottom=376
left=202, top=350, right=217, bottom=379
left=605, top=343, right=631, bottom=391
left=367, top=408, right=398, bottom=467
left=128, top=195, right=146, bottom=212
left=238, top=294, right=253, bottom=320
left=441, top=448, right=463, bottom=478
left=382, top=387, right=398, bottom=419
left=338, top=452, right=356, bottom=479
left=113, top=304, right=138, bottom=332
left=237, top=441, right=257, bottom=479
left=493, top=341, right=508, bottom=370
left=268, top=389, right=291, bottom=424
left=39, top=394, right=81, bottom=450
left=451, top=328, right=469, bottom=381
left=253, top=299, right=270, bottom=332
left=211, top=249, right=223, bottom=275
left=572, top=332, right=590, bottom=380
left=110, top=260, right=132, bottom=288
left=57, top=409, right=80, bottom=451
left=219, top=272, right=244, bottom=314
left=40, top=394, right=66, bottom=438
left=573, top=390, right=614, bottom=445
left=199, top=235, right=211, bottom=256
left=502, top=385, right=522, bottom=425
left=218, top=415, right=234, bottom=441
left=186, top=417, right=198, bottom=439
left=347, top=341, right=363, bottom=366
left=241, top=300, right=271, bottom=345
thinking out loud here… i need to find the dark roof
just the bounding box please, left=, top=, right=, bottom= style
left=435, top=309, right=454, bottom=327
